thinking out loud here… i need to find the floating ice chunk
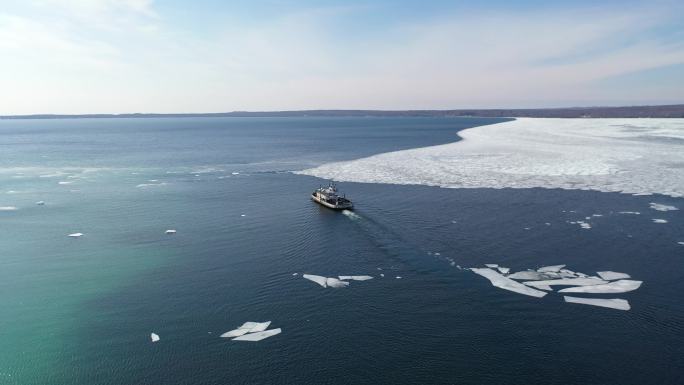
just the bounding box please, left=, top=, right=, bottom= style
left=150, top=333, right=160, bottom=342
left=302, top=274, right=328, bottom=288
left=618, top=211, right=640, bottom=215
left=535, top=285, right=553, bottom=291
left=325, top=277, right=349, bottom=288
left=652, top=219, right=668, bottom=224
left=380, top=273, right=385, bottom=277
left=497, top=267, right=510, bottom=274
left=246, top=321, right=271, bottom=333
left=649, top=203, right=678, bottom=212
left=678, top=242, right=684, bottom=246
left=559, top=269, right=578, bottom=278
left=470, top=268, right=547, bottom=298
left=563, top=296, right=630, bottom=311
left=36, top=201, right=45, bottom=205
left=237, top=322, right=259, bottom=330
left=165, top=229, right=176, bottom=234
left=0, top=206, right=18, bottom=211
left=559, top=280, right=642, bottom=294
left=596, top=271, right=631, bottom=280
left=136, top=183, right=167, bottom=188
left=221, top=328, right=250, bottom=338
left=58, top=181, right=72, bottom=185
left=292, top=273, right=298, bottom=276
left=395, top=276, right=402, bottom=279
left=338, top=275, right=374, bottom=281
left=524, top=277, right=607, bottom=287
left=507, top=270, right=546, bottom=280
left=232, top=328, right=281, bottom=341
left=68, top=233, right=83, bottom=237
left=231, top=172, right=240, bottom=175
left=485, top=264, right=499, bottom=268
left=537, top=265, right=566, bottom=273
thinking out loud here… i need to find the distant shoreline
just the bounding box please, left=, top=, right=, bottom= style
left=2, top=104, right=684, bottom=119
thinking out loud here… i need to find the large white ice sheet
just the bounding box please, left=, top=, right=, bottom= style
left=470, top=268, right=547, bottom=298
left=564, top=296, right=630, bottom=311
left=297, top=118, right=684, bottom=197
left=558, top=280, right=642, bottom=294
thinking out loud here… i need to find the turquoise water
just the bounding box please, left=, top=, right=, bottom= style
left=0, top=117, right=682, bottom=384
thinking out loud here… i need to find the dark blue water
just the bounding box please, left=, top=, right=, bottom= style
left=0, top=117, right=682, bottom=385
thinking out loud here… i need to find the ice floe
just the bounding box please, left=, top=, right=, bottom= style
left=302, top=274, right=328, bottom=288
left=297, top=118, right=684, bottom=197
left=0, top=206, right=18, bottom=211
left=649, top=203, right=678, bottom=212
left=470, top=268, right=548, bottom=298
left=325, top=277, right=350, bottom=288
left=150, top=333, right=160, bottom=342
left=232, top=328, right=281, bottom=342
left=68, top=233, right=83, bottom=237
left=523, top=277, right=607, bottom=287
left=618, top=211, right=640, bottom=215
left=563, top=296, right=630, bottom=311
left=496, top=267, right=510, bottom=274
left=678, top=242, right=684, bottom=246
left=537, top=265, right=566, bottom=273
left=221, top=322, right=280, bottom=341
left=652, top=219, right=668, bottom=223
left=165, top=229, right=176, bottom=234
left=339, top=275, right=374, bottom=281
left=470, top=263, right=642, bottom=310
left=58, top=181, right=72, bottom=185
left=136, top=183, right=167, bottom=188
left=484, top=264, right=499, bottom=268
left=596, top=271, right=631, bottom=280
left=559, top=280, right=642, bottom=294
left=36, top=201, right=45, bottom=205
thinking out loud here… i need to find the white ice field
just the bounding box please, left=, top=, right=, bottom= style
left=299, top=118, right=684, bottom=197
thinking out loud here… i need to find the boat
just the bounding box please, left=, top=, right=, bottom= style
left=311, top=183, right=353, bottom=210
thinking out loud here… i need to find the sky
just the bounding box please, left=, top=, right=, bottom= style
left=1, top=0, right=683, bottom=114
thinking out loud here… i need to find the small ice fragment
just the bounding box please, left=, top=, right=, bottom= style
left=302, top=274, right=328, bottom=288
left=497, top=267, right=510, bottom=274
left=434, top=252, right=441, bottom=256
left=150, top=333, right=160, bottom=342
left=558, top=280, right=642, bottom=294
left=678, top=242, right=684, bottom=246
left=559, top=269, right=578, bottom=278
left=36, top=201, right=45, bottom=205
left=395, top=276, right=402, bottom=279
left=68, top=233, right=83, bottom=237
left=231, top=172, right=240, bottom=175
left=596, top=271, right=631, bottom=281
left=232, top=328, right=281, bottom=341
left=165, top=229, right=176, bottom=234
left=58, top=181, right=72, bottom=185
left=618, top=211, right=640, bottom=215
left=485, top=264, right=499, bottom=268
left=325, top=277, right=349, bottom=288
left=563, top=296, right=630, bottom=311
left=338, top=275, right=373, bottom=281
left=523, top=277, right=607, bottom=287
left=292, top=273, right=298, bottom=276
left=537, top=265, right=566, bottom=273
left=0, top=206, right=18, bottom=211
left=652, top=219, right=668, bottom=224
left=470, top=268, right=547, bottom=298
left=240, top=214, right=246, bottom=217
left=380, top=273, right=385, bottom=277
left=592, top=214, right=603, bottom=217
left=649, top=203, right=678, bottom=212
left=535, top=285, right=553, bottom=291
left=220, top=328, right=250, bottom=338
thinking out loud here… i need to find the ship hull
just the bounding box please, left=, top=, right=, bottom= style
left=311, top=195, right=353, bottom=210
